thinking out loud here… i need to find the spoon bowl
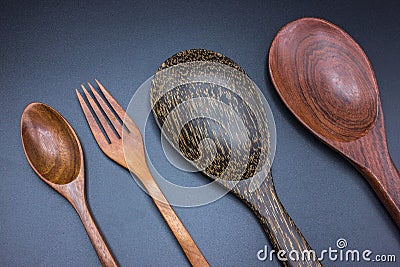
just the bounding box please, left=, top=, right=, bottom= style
left=21, top=102, right=117, bottom=266
left=21, top=103, right=82, bottom=185
left=269, top=17, right=400, bottom=227
left=269, top=17, right=378, bottom=142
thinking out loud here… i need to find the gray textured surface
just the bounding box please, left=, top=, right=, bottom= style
left=1, top=0, right=399, bottom=266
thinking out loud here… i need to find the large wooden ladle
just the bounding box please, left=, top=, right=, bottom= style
left=21, top=102, right=118, bottom=266
left=269, top=17, right=400, bottom=228
left=151, top=49, right=322, bottom=267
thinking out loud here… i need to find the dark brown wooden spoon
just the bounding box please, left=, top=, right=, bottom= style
left=21, top=102, right=118, bottom=266
left=151, top=49, right=322, bottom=267
left=269, top=17, right=400, bottom=228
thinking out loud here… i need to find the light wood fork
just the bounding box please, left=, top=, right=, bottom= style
left=76, top=80, right=209, bottom=267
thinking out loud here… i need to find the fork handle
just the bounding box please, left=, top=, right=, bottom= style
left=137, top=168, right=210, bottom=267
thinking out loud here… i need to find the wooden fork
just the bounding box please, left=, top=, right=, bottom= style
left=76, top=80, right=209, bottom=267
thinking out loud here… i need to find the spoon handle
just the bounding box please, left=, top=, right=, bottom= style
left=237, top=172, right=322, bottom=267
left=135, top=166, right=210, bottom=267
left=350, top=150, right=400, bottom=228
left=72, top=197, right=118, bottom=267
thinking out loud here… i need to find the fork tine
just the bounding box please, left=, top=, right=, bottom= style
left=95, top=79, right=138, bottom=133
left=87, top=82, right=123, bottom=138
left=81, top=84, right=119, bottom=142
left=76, top=89, right=109, bottom=148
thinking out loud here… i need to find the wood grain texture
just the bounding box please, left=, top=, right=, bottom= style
left=76, top=82, right=209, bottom=267
left=151, top=49, right=322, bottom=267
left=269, top=17, right=400, bottom=228
left=152, top=81, right=268, bottom=181
left=21, top=103, right=118, bottom=267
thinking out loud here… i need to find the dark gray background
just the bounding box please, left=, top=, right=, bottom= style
left=1, top=0, right=399, bottom=266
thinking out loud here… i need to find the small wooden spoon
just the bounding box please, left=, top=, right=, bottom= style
left=21, top=102, right=117, bottom=266
left=269, top=17, right=400, bottom=227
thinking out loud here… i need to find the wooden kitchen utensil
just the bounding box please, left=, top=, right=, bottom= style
left=76, top=81, right=209, bottom=267
left=21, top=102, right=117, bottom=267
left=150, top=49, right=322, bottom=267
left=269, top=17, right=400, bottom=227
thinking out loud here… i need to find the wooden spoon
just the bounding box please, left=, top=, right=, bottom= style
left=151, top=49, right=322, bottom=267
left=269, top=17, right=400, bottom=227
left=21, top=102, right=118, bottom=266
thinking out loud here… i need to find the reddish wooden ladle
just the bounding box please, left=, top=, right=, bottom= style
left=269, top=17, right=400, bottom=228
left=21, top=102, right=118, bottom=266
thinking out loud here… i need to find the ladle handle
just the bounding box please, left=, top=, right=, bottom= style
left=351, top=152, right=400, bottom=228
left=242, top=172, right=322, bottom=267
left=73, top=198, right=118, bottom=267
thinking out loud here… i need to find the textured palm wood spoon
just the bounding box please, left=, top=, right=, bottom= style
left=151, top=49, right=322, bottom=267
left=269, top=17, right=400, bottom=227
left=21, top=103, right=117, bottom=266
